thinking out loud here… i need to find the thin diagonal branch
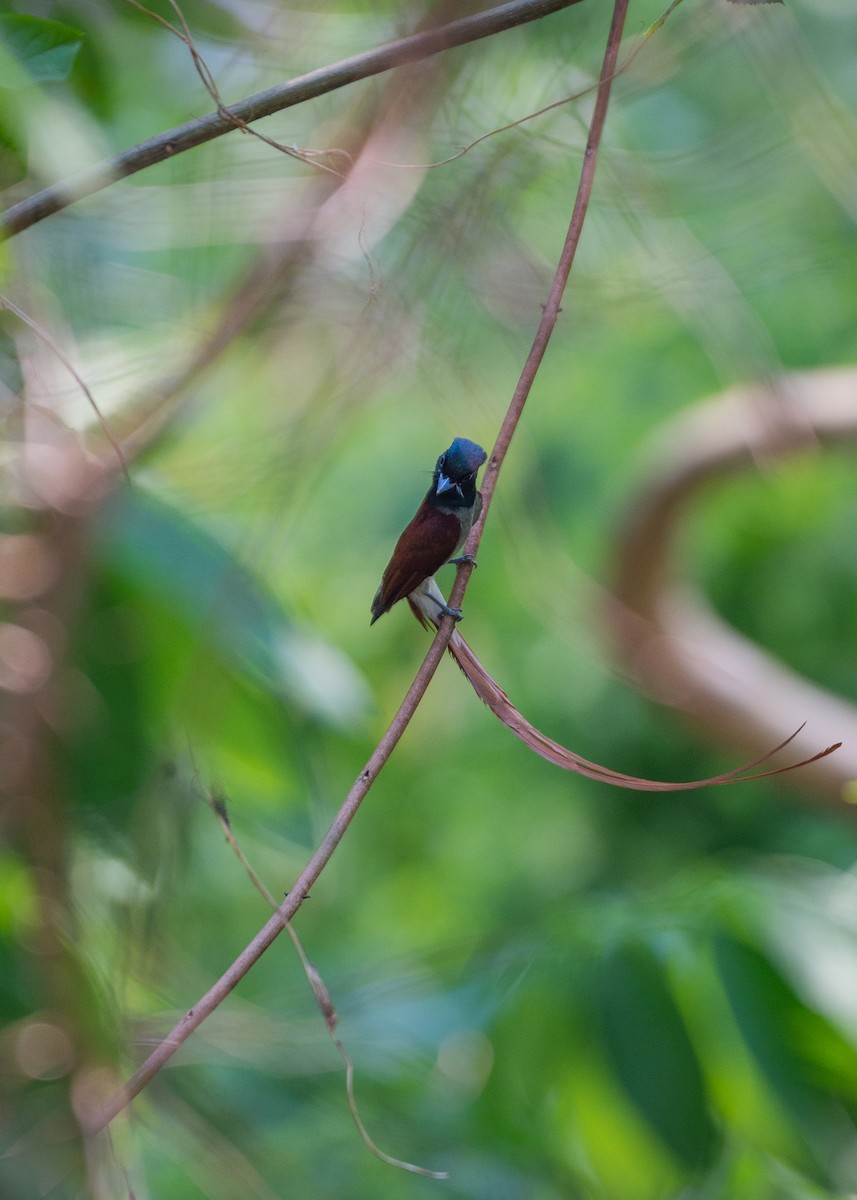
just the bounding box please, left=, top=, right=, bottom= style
left=88, top=0, right=629, bottom=1135
left=447, top=0, right=629, bottom=610
left=1, top=0, right=585, bottom=240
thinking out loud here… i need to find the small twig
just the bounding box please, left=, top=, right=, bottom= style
left=198, top=774, right=447, bottom=1179
left=0, top=296, right=130, bottom=482
left=375, top=0, right=684, bottom=172
left=1, top=0, right=585, bottom=239
left=90, top=0, right=629, bottom=1133
left=126, top=0, right=345, bottom=177
left=91, top=634, right=463, bottom=1131
left=89, top=1, right=460, bottom=475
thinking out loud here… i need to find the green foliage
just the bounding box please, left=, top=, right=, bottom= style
left=596, top=938, right=718, bottom=1170
left=0, top=13, right=82, bottom=84
left=1, top=0, right=856, bottom=1197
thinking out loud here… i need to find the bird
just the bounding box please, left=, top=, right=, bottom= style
left=368, top=440, right=841, bottom=794
left=370, top=437, right=487, bottom=627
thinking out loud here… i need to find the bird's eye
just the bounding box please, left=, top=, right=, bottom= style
left=438, top=454, right=446, bottom=468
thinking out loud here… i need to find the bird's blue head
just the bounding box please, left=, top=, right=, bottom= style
left=435, top=438, right=487, bottom=497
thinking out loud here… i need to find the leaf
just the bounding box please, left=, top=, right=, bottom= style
left=63, top=572, right=151, bottom=825
left=714, top=932, right=857, bottom=1185
left=0, top=14, right=83, bottom=85
left=716, top=934, right=817, bottom=1112
left=95, top=488, right=370, bottom=730
left=596, top=940, right=718, bottom=1169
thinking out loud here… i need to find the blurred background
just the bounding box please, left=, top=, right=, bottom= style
left=1, top=0, right=857, bottom=1196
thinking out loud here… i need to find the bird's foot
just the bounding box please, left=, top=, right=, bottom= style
left=450, top=553, right=477, bottom=568
left=438, top=603, right=463, bottom=622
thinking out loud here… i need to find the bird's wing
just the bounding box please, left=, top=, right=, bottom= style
left=373, top=504, right=461, bottom=617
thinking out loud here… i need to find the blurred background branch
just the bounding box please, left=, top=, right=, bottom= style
left=607, top=366, right=857, bottom=804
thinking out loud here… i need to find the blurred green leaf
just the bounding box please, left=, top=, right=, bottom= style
left=0, top=106, right=26, bottom=187
left=51, top=5, right=114, bottom=119
left=0, top=13, right=82, bottom=84
left=596, top=939, right=718, bottom=1169
left=62, top=571, right=151, bottom=829
left=95, top=488, right=370, bottom=730
left=715, top=932, right=857, bottom=1186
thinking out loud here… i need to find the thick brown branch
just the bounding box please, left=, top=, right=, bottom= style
left=1, top=0, right=584, bottom=240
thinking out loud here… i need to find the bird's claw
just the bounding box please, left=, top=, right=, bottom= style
left=438, top=604, right=463, bottom=622
left=450, top=553, right=477, bottom=568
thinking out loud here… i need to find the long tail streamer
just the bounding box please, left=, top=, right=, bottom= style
left=409, top=588, right=839, bottom=791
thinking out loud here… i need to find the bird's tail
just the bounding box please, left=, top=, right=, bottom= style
left=409, top=580, right=839, bottom=791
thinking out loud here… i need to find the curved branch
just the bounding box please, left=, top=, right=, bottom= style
left=605, top=366, right=857, bottom=805
left=1, top=0, right=584, bottom=240
left=86, top=0, right=630, bottom=1134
